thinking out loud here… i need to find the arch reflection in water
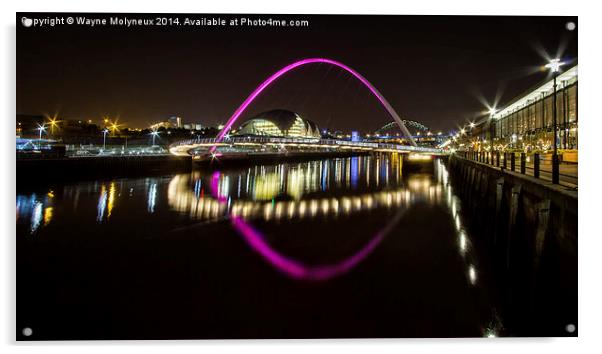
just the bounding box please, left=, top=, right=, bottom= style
left=166, top=157, right=447, bottom=281
left=207, top=169, right=412, bottom=281
left=163, top=156, right=422, bottom=281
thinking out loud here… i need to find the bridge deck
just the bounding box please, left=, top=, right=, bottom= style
left=169, top=137, right=443, bottom=156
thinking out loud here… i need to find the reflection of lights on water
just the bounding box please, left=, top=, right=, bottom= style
left=107, top=182, right=116, bottom=218
left=147, top=183, right=157, bottom=213
left=298, top=201, right=306, bottom=218
left=168, top=175, right=419, bottom=221
left=218, top=176, right=230, bottom=200
left=194, top=179, right=202, bottom=198
left=331, top=198, right=339, bottom=214
left=321, top=161, right=328, bottom=191
left=408, top=153, right=432, bottom=161
left=459, top=232, right=467, bottom=254
left=164, top=158, right=459, bottom=223
left=310, top=200, right=318, bottom=217
left=363, top=195, right=373, bottom=209
left=342, top=197, right=351, bottom=214
left=353, top=197, right=362, bottom=211
left=263, top=203, right=272, bottom=220
left=408, top=177, right=431, bottom=194
left=30, top=202, right=43, bottom=233
left=321, top=199, right=329, bottom=214
left=43, top=207, right=53, bottom=226
left=350, top=156, right=359, bottom=189
left=253, top=173, right=280, bottom=200
left=468, top=265, right=477, bottom=285
left=97, top=185, right=107, bottom=222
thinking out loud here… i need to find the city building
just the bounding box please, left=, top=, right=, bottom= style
left=470, top=64, right=578, bottom=151
left=183, top=123, right=204, bottom=130
left=149, top=121, right=172, bottom=130
left=233, top=109, right=321, bottom=138
left=169, top=116, right=182, bottom=128
left=150, top=116, right=185, bottom=130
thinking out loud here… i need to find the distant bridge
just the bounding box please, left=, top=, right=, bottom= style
left=169, top=136, right=443, bottom=158
left=375, top=120, right=430, bottom=136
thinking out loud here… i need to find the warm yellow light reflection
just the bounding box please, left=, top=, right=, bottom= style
left=43, top=206, right=53, bottom=226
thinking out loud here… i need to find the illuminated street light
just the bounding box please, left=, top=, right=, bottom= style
left=545, top=58, right=565, bottom=73
left=545, top=58, right=565, bottom=184
left=460, top=128, right=466, bottom=134
left=150, top=130, right=159, bottom=146
left=102, top=129, right=109, bottom=150
left=37, top=123, right=46, bottom=143
left=469, top=122, right=475, bottom=129
left=487, top=108, right=497, bottom=148
left=47, top=116, right=61, bottom=136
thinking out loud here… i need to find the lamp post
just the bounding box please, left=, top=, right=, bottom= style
left=545, top=58, right=564, bottom=184
left=37, top=123, right=46, bottom=147
left=489, top=108, right=497, bottom=152
left=102, top=129, right=109, bottom=150
left=151, top=131, right=159, bottom=146
left=48, top=117, right=58, bottom=136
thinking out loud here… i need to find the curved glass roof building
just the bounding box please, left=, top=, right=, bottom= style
left=234, top=109, right=321, bottom=138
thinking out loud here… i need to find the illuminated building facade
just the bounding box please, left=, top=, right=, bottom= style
left=472, top=64, right=578, bottom=151
left=234, top=109, right=321, bottom=138
left=169, top=116, right=182, bottom=128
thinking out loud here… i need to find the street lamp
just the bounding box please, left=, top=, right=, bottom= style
left=47, top=117, right=60, bottom=136
left=545, top=58, right=565, bottom=184
left=37, top=123, right=46, bottom=146
left=102, top=129, right=109, bottom=150
left=150, top=131, right=159, bottom=146
left=488, top=108, right=497, bottom=151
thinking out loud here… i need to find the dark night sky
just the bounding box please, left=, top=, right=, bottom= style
left=17, top=13, right=577, bottom=133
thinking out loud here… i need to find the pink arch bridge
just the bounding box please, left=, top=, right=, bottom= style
left=212, top=58, right=417, bottom=150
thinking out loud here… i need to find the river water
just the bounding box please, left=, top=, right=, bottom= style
left=17, top=155, right=510, bottom=339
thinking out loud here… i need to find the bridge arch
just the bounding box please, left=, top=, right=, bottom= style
left=376, top=120, right=429, bottom=136
left=213, top=58, right=417, bottom=149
